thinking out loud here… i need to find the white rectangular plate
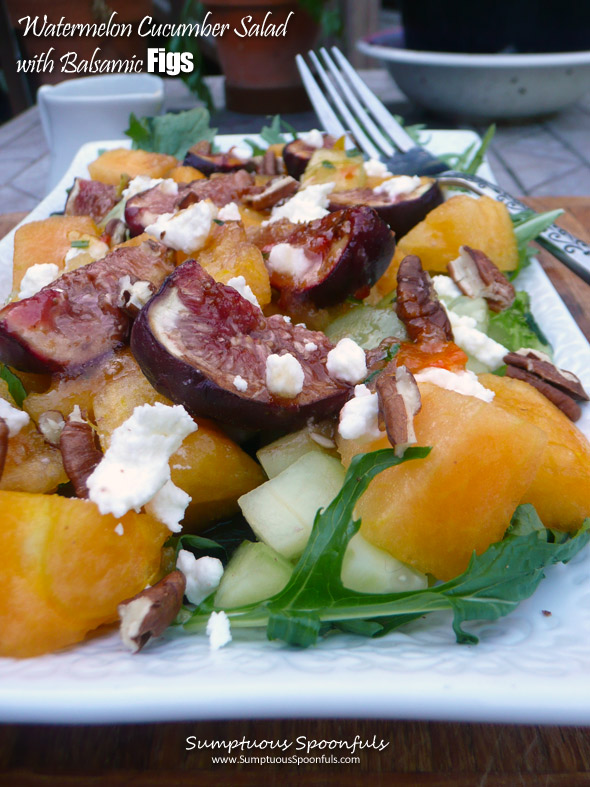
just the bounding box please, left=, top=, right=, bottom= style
left=1, top=132, right=590, bottom=725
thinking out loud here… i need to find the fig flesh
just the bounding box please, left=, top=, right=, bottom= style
left=283, top=135, right=335, bottom=180
left=261, top=206, right=395, bottom=308
left=64, top=178, right=119, bottom=223
left=183, top=141, right=251, bottom=176
left=328, top=180, right=443, bottom=239
left=124, top=182, right=179, bottom=237
left=0, top=240, right=174, bottom=374
left=130, top=261, right=351, bottom=431
left=178, top=170, right=255, bottom=209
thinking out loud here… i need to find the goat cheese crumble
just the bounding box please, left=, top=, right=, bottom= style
left=268, top=182, right=335, bottom=224
left=265, top=353, right=304, bottom=398
left=446, top=310, right=508, bottom=371
left=299, top=129, right=324, bottom=148
left=338, top=384, right=381, bottom=442
left=18, top=263, right=60, bottom=299
left=364, top=159, right=392, bottom=178
left=327, top=338, right=367, bottom=384
left=217, top=202, right=241, bottom=221
left=177, top=550, right=224, bottom=606
left=414, top=368, right=495, bottom=402
left=226, top=275, right=260, bottom=309
left=146, top=200, right=217, bottom=254
left=233, top=375, right=248, bottom=392
left=206, top=611, right=232, bottom=650
left=432, top=274, right=462, bottom=303
left=0, top=398, right=30, bottom=437
left=267, top=243, right=313, bottom=281
left=118, top=275, right=153, bottom=311
left=86, top=402, right=197, bottom=530
left=373, top=175, right=422, bottom=200
left=122, top=176, right=178, bottom=201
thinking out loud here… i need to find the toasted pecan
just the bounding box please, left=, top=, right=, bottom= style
left=259, top=149, right=279, bottom=176
left=59, top=418, right=103, bottom=498
left=504, top=350, right=589, bottom=401
left=505, top=365, right=582, bottom=421
left=448, top=246, right=515, bottom=312
left=376, top=364, right=421, bottom=455
left=245, top=175, right=299, bottom=211
left=396, top=255, right=453, bottom=347
left=118, top=570, right=187, bottom=653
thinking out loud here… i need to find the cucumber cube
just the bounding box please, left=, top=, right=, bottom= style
left=238, top=452, right=346, bottom=559
left=342, top=533, right=427, bottom=593
left=257, top=427, right=333, bottom=479
left=214, top=541, right=293, bottom=609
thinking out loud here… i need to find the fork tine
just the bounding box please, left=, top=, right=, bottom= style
left=295, top=55, right=347, bottom=138
left=330, top=47, right=417, bottom=153
left=318, top=48, right=395, bottom=158
left=307, top=51, right=382, bottom=160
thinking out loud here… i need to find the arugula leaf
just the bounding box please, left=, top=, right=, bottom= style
left=487, top=291, right=552, bottom=355
left=510, top=208, right=564, bottom=277
left=183, top=449, right=590, bottom=649
left=166, top=533, right=226, bottom=561
left=259, top=115, right=285, bottom=146
left=464, top=124, right=496, bottom=175
left=0, top=364, right=26, bottom=408
left=125, top=108, right=217, bottom=160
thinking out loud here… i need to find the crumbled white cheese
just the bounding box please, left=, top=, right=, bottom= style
left=38, top=411, right=65, bottom=445
left=122, top=176, right=178, bottom=201
left=145, top=479, right=191, bottom=533
left=432, top=274, right=462, bottom=304
left=176, top=550, right=224, bottom=606
left=206, top=611, right=232, bottom=650
left=226, top=275, right=260, bottom=309
left=267, top=243, right=314, bottom=281
left=364, top=159, right=392, bottom=178
left=326, top=338, right=367, bottom=384
left=373, top=175, right=422, bottom=200
left=0, top=398, right=29, bottom=437
left=233, top=375, right=248, bottom=392
left=268, top=182, right=335, bottom=224
left=69, top=405, right=84, bottom=423
left=230, top=146, right=252, bottom=161
left=338, top=384, right=381, bottom=442
left=114, top=523, right=124, bottom=536
left=265, top=353, right=304, bottom=398
left=86, top=402, right=197, bottom=526
left=414, top=367, right=495, bottom=402
left=118, top=275, right=153, bottom=311
left=299, top=129, right=324, bottom=148
left=447, top=309, right=508, bottom=371
left=146, top=200, right=217, bottom=254
left=217, top=202, right=241, bottom=221
left=18, top=263, right=60, bottom=299
left=304, top=342, right=317, bottom=353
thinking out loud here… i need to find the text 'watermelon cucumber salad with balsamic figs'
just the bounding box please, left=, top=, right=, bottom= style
left=1, top=109, right=588, bottom=658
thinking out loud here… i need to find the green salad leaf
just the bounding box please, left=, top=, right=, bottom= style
left=125, top=108, right=217, bottom=160
left=0, top=364, right=26, bottom=408
left=510, top=208, right=564, bottom=276
left=184, top=449, right=589, bottom=648
left=438, top=124, right=495, bottom=174
left=487, top=291, right=553, bottom=355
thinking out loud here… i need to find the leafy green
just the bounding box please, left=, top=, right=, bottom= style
left=487, top=291, right=552, bottom=355
left=510, top=208, right=564, bottom=276
left=184, top=450, right=589, bottom=648
left=0, top=365, right=26, bottom=408
left=438, top=124, right=496, bottom=174
left=125, top=108, right=217, bottom=160
left=244, top=115, right=299, bottom=156
left=70, top=239, right=89, bottom=249
left=166, top=533, right=226, bottom=561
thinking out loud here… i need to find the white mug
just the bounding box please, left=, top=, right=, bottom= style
left=38, top=74, right=164, bottom=189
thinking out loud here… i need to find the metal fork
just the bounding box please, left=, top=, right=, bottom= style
left=296, top=47, right=590, bottom=284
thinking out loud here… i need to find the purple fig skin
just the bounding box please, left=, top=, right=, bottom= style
left=183, top=149, right=249, bottom=177
left=328, top=181, right=443, bottom=239
left=0, top=241, right=174, bottom=374
left=124, top=183, right=179, bottom=237
left=64, top=178, right=119, bottom=223
left=266, top=206, right=395, bottom=308
left=282, top=136, right=335, bottom=180
left=130, top=261, right=351, bottom=432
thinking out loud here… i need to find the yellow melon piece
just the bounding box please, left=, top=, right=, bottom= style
left=168, top=165, right=206, bottom=183
left=12, top=216, right=98, bottom=291
left=0, top=491, right=167, bottom=657
left=481, top=373, right=590, bottom=532
left=338, top=383, right=546, bottom=580
left=377, top=195, right=518, bottom=295
left=88, top=148, right=177, bottom=185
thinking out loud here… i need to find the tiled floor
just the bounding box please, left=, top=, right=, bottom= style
left=0, top=72, right=588, bottom=214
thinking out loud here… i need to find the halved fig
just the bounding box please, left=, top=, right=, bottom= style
left=328, top=179, right=443, bottom=239
left=0, top=240, right=174, bottom=374
left=124, top=182, right=179, bottom=237
left=283, top=135, right=336, bottom=180
left=64, top=178, right=120, bottom=223
left=262, top=206, right=395, bottom=308
left=130, top=261, right=351, bottom=431
left=183, top=141, right=251, bottom=176
left=177, top=170, right=255, bottom=209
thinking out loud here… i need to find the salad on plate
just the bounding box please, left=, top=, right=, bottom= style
left=0, top=108, right=589, bottom=660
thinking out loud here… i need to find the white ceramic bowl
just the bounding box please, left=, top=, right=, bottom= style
left=357, top=29, right=590, bottom=120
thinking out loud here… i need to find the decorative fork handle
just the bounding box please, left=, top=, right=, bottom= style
left=439, top=172, right=590, bottom=284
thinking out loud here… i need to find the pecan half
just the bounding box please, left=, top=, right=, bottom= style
left=505, top=364, right=582, bottom=421
left=0, top=417, right=8, bottom=482
left=396, top=255, right=453, bottom=347
left=104, top=218, right=127, bottom=246
left=59, top=418, right=103, bottom=498
left=245, top=175, right=299, bottom=211
left=118, top=570, right=187, bottom=653
left=448, top=246, right=515, bottom=312
left=259, top=149, right=279, bottom=176
left=504, top=350, right=589, bottom=401
left=376, top=364, right=422, bottom=455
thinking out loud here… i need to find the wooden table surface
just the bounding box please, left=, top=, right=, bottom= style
left=1, top=201, right=590, bottom=786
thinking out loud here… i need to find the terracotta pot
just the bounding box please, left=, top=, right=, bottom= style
left=202, top=0, right=321, bottom=113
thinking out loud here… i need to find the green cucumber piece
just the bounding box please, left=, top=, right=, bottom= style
left=341, top=533, right=427, bottom=593
left=214, top=541, right=292, bottom=609
left=326, top=305, right=407, bottom=349
left=257, top=427, right=334, bottom=479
